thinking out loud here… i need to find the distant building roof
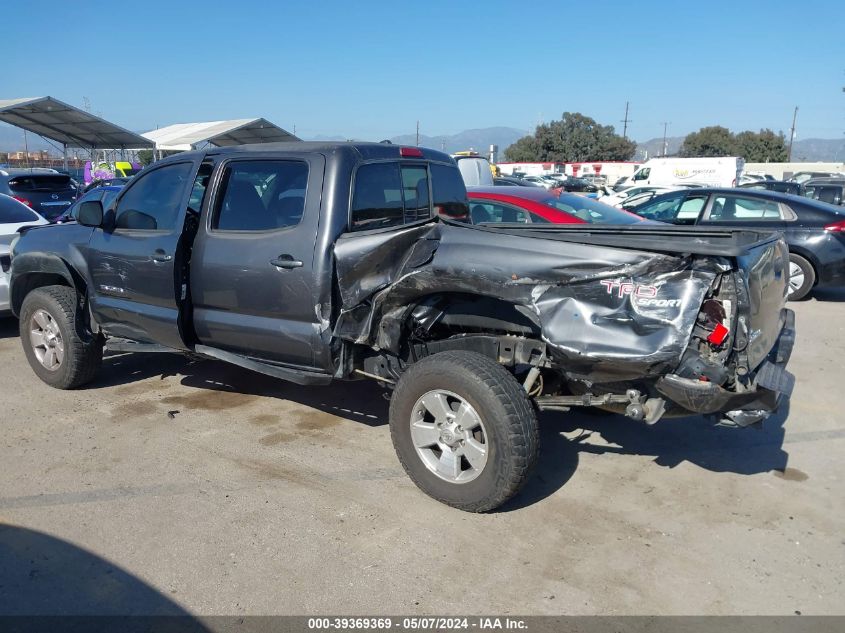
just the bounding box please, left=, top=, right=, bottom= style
left=142, top=118, right=299, bottom=151
left=0, top=96, right=154, bottom=149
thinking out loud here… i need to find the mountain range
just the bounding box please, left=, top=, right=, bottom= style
left=2, top=122, right=843, bottom=163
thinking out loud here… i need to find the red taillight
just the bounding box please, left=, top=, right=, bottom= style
left=707, top=323, right=729, bottom=346
left=11, top=196, right=32, bottom=207
left=400, top=147, right=424, bottom=158
left=824, top=219, right=845, bottom=232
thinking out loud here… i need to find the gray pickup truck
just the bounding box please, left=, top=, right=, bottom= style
left=9, top=142, right=795, bottom=511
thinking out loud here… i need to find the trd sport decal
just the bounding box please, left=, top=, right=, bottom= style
left=600, top=280, right=681, bottom=307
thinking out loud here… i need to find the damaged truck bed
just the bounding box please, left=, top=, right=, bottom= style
left=9, top=142, right=796, bottom=512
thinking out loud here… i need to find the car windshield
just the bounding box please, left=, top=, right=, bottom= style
left=544, top=196, right=642, bottom=224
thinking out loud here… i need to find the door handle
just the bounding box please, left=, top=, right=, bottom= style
left=151, top=249, right=172, bottom=263
left=270, top=255, right=303, bottom=269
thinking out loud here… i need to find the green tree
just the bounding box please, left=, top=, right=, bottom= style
left=679, top=126, right=736, bottom=157
left=502, top=135, right=540, bottom=162
left=503, top=112, right=636, bottom=162
left=734, top=129, right=787, bottom=162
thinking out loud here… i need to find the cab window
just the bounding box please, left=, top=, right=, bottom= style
left=213, top=160, right=308, bottom=231
left=349, top=162, right=437, bottom=231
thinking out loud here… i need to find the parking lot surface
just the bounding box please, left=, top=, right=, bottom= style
left=0, top=291, right=843, bottom=616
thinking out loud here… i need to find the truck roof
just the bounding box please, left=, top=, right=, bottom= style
left=158, top=141, right=455, bottom=164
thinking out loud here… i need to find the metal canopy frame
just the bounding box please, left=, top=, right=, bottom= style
left=141, top=118, right=299, bottom=153
left=0, top=96, right=154, bottom=170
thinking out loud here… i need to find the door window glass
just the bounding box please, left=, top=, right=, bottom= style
left=469, top=201, right=529, bottom=224
left=213, top=160, right=308, bottom=231
left=708, top=196, right=782, bottom=221
left=114, top=162, right=193, bottom=230
left=431, top=163, right=469, bottom=221
left=188, top=163, right=214, bottom=214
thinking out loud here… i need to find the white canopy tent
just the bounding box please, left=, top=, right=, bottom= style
left=0, top=96, right=154, bottom=169
left=142, top=118, right=299, bottom=153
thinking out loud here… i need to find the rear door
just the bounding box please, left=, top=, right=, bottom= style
left=87, top=159, right=201, bottom=348
left=190, top=154, right=325, bottom=368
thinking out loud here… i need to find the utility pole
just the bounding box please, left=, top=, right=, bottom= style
left=621, top=102, right=631, bottom=139
left=416, top=121, right=420, bottom=146
left=661, top=122, right=670, bottom=156
left=787, top=106, right=799, bottom=161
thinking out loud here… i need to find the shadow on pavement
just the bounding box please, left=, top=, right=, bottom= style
left=0, top=316, right=18, bottom=340
left=87, top=352, right=791, bottom=510
left=503, top=399, right=790, bottom=510
left=0, top=523, right=205, bottom=622
left=809, top=287, right=845, bottom=302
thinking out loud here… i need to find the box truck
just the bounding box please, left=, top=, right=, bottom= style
left=623, top=157, right=744, bottom=189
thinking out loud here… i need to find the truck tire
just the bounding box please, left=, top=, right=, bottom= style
left=389, top=351, right=539, bottom=512
left=787, top=253, right=815, bottom=301
left=19, top=285, right=103, bottom=389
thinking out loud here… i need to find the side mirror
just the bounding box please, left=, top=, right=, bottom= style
left=77, top=200, right=104, bottom=227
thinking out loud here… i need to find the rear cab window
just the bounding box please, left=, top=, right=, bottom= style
left=349, top=160, right=468, bottom=231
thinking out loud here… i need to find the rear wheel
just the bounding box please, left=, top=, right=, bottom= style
left=19, top=285, right=103, bottom=389
left=389, top=351, right=539, bottom=512
left=787, top=253, right=814, bottom=301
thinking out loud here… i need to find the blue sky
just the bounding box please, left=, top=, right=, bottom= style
left=4, top=0, right=844, bottom=141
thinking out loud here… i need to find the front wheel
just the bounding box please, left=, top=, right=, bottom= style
left=19, top=285, right=103, bottom=389
left=787, top=253, right=815, bottom=301
left=389, top=351, right=539, bottom=512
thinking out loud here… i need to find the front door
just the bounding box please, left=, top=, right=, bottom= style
left=190, top=155, right=325, bottom=368
left=87, top=159, right=200, bottom=349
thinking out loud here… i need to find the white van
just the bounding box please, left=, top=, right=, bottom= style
left=452, top=155, right=494, bottom=187
left=625, top=157, right=744, bottom=189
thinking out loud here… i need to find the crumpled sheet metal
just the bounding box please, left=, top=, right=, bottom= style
left=333, top=221, right=726, bottom=383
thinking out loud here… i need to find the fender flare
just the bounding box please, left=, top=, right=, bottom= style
left=9, top=253, right=84, bottom=317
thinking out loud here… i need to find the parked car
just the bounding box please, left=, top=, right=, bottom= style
left=630, top=187, right=845, bottom=300
left=56, top=185, right=125, bottom=224
left=556, top=176, right=598, bottom=193
left=738, top=180, right=802, bottom=196
left=788, top=171, right=845, bottom=184
left=521, top=175, right=552, bottom=189
left=0, top=194, right=48, bottom=312
left=467, top=187, right=646, bottom=225
left=0, top=193, right=49, bottom=244
left=9, top=142, right=795, bottom=511
left=801, top=179, right=845, bottom=206
left=81, top=176, right=132, bottom=194
left=0, top=243, right=11, bottom=313
left=600, top=185, right=681, bottom=208
left=493, top=176, right=542, bottom=187
left=0, top=168, right=78, bottom=222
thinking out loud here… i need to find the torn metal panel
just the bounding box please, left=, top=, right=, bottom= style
left=333, top=220, right=732, bottom=383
